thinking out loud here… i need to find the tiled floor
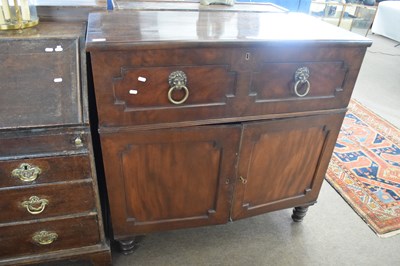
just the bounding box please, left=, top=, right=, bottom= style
left=113, top=33, right=400, bottom=266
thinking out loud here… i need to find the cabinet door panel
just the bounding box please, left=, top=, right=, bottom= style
left=232, top=113, right=344, bottom=220
left=100, top=125, right=240, bottom=238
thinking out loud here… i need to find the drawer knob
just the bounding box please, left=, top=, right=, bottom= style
left=168, top=70, right=189, bottom=105
left=294, top=67, right=310, bottom=97
left=21, top=196, right=49, bottom=215
left=74, top=136, right=83, bottom=147
left=32, top=231, right=58, bottom=245
left=12, top=163, right=42, bottom=182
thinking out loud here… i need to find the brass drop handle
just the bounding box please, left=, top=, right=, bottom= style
left=239, top=176, right=248, bottom=184
left=12, top=163, right=42, bottom=182
left=168, top=70, right=189, bottom=105
left=294, top=67, right=310, bottom=97
left=32, top=231, right=58, bottom=245
left=21, top=196, right=49, bottom=215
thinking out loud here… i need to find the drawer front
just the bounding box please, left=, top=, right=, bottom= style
left=91, top=45, right=366, bottom=127
left=0, top=181, right=95, bottom=223
left=0, top=155, right=91, bottom=188
left=0, top=129, right=89, bottom=159
left=243, top=46, right=365, bottom=116
left=0, top=215, right=100, bottom=259
left=0, top=38, right=82, bottom=129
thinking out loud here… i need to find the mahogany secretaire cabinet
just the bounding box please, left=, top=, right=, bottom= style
left=86, top=10, right=372, bottom=254
left=0, top=23, right=111, bottom=265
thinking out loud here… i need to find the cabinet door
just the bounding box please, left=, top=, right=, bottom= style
left=100, top=125, right=241, bottom=238
left=231, top=113, right=344, bottom=220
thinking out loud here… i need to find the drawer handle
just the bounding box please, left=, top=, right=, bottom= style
left=12, top=163, right=42, bottom=182
left=32, top=231, right=58, bottom=245
left=21, top=196, right=49, bottom=215
left=168, top=70, right=189, bottom=105
left=294, top=67, right=310, bottom=97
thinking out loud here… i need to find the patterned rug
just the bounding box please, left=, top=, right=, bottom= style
left=326, top=99, right=400, bottom=237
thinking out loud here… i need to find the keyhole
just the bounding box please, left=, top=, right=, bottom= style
left=24, top=165, right=28, bottom=170
left=245, top=53, right=250, bottom=61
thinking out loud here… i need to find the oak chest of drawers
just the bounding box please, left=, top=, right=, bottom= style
left=86, top=10, right=372, bottom=253
left=0, top=23, right=111, bottom=265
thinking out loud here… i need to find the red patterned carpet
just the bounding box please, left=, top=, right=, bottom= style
left=326, top=99, right=400, bottom=237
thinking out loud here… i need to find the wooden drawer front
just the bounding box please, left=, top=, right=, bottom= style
left=251, top=61, right=346, bottom=101
left=0, top=215, right=100, bottom=259
left=244, top=46, right=366, bottom=116
left=0, top=155, right=91, bottom=188
left=0, top=181, right=95, bottom=223
left=113, top=65, right=235, bottom=110
left=0, top=129, right=89, bottom=159
left=91, top=48, right=238, bottom=127
left=0, top=38, right=81, bottom=129
left=91, top=45, right=366, bottom=127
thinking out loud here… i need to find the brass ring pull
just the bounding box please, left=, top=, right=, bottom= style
left=168, top=85, right=189, bottom=105
left=32, top=231, right=58, bottom=245
left=168, top=70, right=189, bottom=105
left=294, top=79, right=310, bottom=97
left=21, top=196, right=49, bottom=215
left=12, top=163, right=42, bottom=182
left=294, top=67, right=310, bottom=97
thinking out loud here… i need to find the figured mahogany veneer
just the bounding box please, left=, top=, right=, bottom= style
left=86, top=10, right=372, bottom=253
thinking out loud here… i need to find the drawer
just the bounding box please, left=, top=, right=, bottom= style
left=0, top=215, right=100, bottom=259
left=242, top=46, right=364, bottom=116
left=0, top=181, right=95, bottom=223
left=0, top=155, right=91, bottom=188
left=91, top=48, right=237, bottom=127
left=0, top=128, right=89, bottom=159
left=90, top=45, right=365, bottom=127
left=0, top=38, right=82, bottom=129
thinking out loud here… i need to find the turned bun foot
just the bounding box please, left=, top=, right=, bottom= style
left=291, top=206, right=309, bottom=222
left=118, top=238, right=138, bottom=255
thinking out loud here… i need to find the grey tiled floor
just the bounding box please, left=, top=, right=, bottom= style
left=113, top=33, right=400, bottom=266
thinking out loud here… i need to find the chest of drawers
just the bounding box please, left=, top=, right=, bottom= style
left=86, top=10, right=371, bottom=254
left=0, top=23, right=111, bottom=265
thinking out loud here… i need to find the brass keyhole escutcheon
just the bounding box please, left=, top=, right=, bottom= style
left=239, top=176, right=248, bottom=184
left=12, top=163, right=41, bottom=182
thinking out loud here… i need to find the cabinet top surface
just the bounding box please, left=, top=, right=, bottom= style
left=0, top=22, right=86, bottom=40
left=86, top=10, right=372, bottom=51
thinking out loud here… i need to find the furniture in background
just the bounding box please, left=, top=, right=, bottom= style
left=111, top=0, right=310, bottom=12
left=0, top=22, right=111, bottom=266
left=236, top=0, right=311, bottom=12
left=86, top=10, right=371, bottom=254
left=310, top=0, right=377, bottom=36
left=112, top=0, right=288, bottom=12
left=372, top=1, right=400, bottom=43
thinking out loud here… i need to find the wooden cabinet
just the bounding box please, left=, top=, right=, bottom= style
left=86, top=10, right=372, bottom=254
left=0, top=23, right=111, bottom=265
